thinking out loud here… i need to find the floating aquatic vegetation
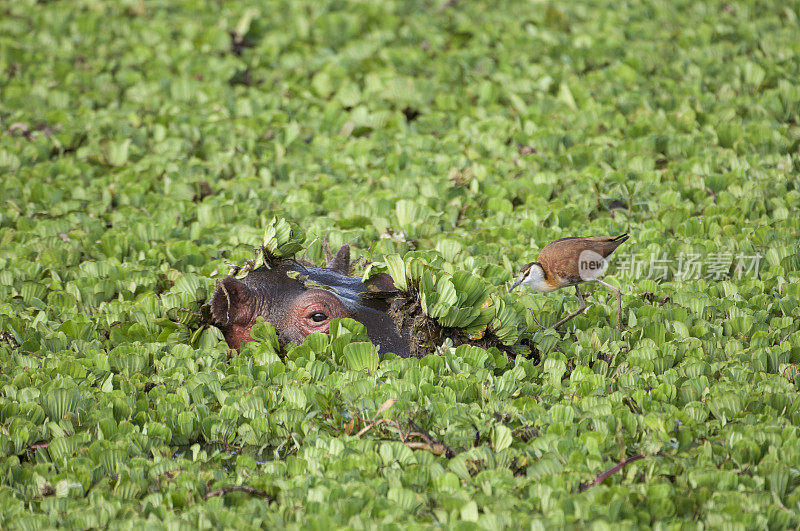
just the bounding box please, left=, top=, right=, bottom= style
left=1, top=0, right=800, bottom=527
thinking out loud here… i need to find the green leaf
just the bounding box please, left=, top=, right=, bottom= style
left=234, top=8, right=259, bottom=41
left=41, top=388, right=82, bottom=421
left=343, top=342, right=379, bottom=373
left=491, top=425, right=512, bottom=452
left=384, top=255, right=408, bottom=291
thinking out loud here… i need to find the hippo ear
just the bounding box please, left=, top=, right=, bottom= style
left=364, top=273, right=398, bottom=293
left=326, top=245, right=351, bottom=275
left=209, top=277, right=254, bottom=326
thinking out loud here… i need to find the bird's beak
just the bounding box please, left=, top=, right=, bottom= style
left=509, top=278, right=522, bottom=292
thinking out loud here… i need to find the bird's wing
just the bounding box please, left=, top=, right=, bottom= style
left=584, top=234, right=629, bottom=258
left=538, top=240, right=583, bottom=285
left=538, top=235, right=629, bottom=284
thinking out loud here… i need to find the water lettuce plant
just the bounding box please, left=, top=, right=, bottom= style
left=1, top=0, right=800, bottom=528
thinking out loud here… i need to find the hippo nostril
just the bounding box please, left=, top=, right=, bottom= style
left=310, top=312, right=328, bottom=323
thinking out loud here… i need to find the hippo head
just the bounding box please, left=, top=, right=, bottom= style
left=207, top=245, right=410, bottom=357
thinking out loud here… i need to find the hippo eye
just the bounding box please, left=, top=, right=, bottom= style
left=310, top=312, right=328, bottom=323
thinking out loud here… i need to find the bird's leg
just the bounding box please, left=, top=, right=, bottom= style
left=529, top=308, right=544, bottom=329
left=551, top=286, right=587, bottom=329
left=597, top=279, right=625, bottom=331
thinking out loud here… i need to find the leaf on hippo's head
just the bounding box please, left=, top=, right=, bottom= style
left=221, top=218, right=306, bottom=282
left=262, top=217, right=305, bottom=263
left=303, top=279, right=339, bottom=293
left=383, top=255, right=408, bottom=292
left=285, top=270, right=303, bottom=281
left=228, top=246, right=265, bottom=279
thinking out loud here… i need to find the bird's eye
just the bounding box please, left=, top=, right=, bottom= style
left=310, top=312, right=328, bottom=323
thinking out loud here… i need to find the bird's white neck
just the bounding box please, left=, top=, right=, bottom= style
left=521, top=265, right=557, bottom=292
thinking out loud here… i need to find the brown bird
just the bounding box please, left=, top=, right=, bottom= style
left=510, top=234, right=629, bottom=330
